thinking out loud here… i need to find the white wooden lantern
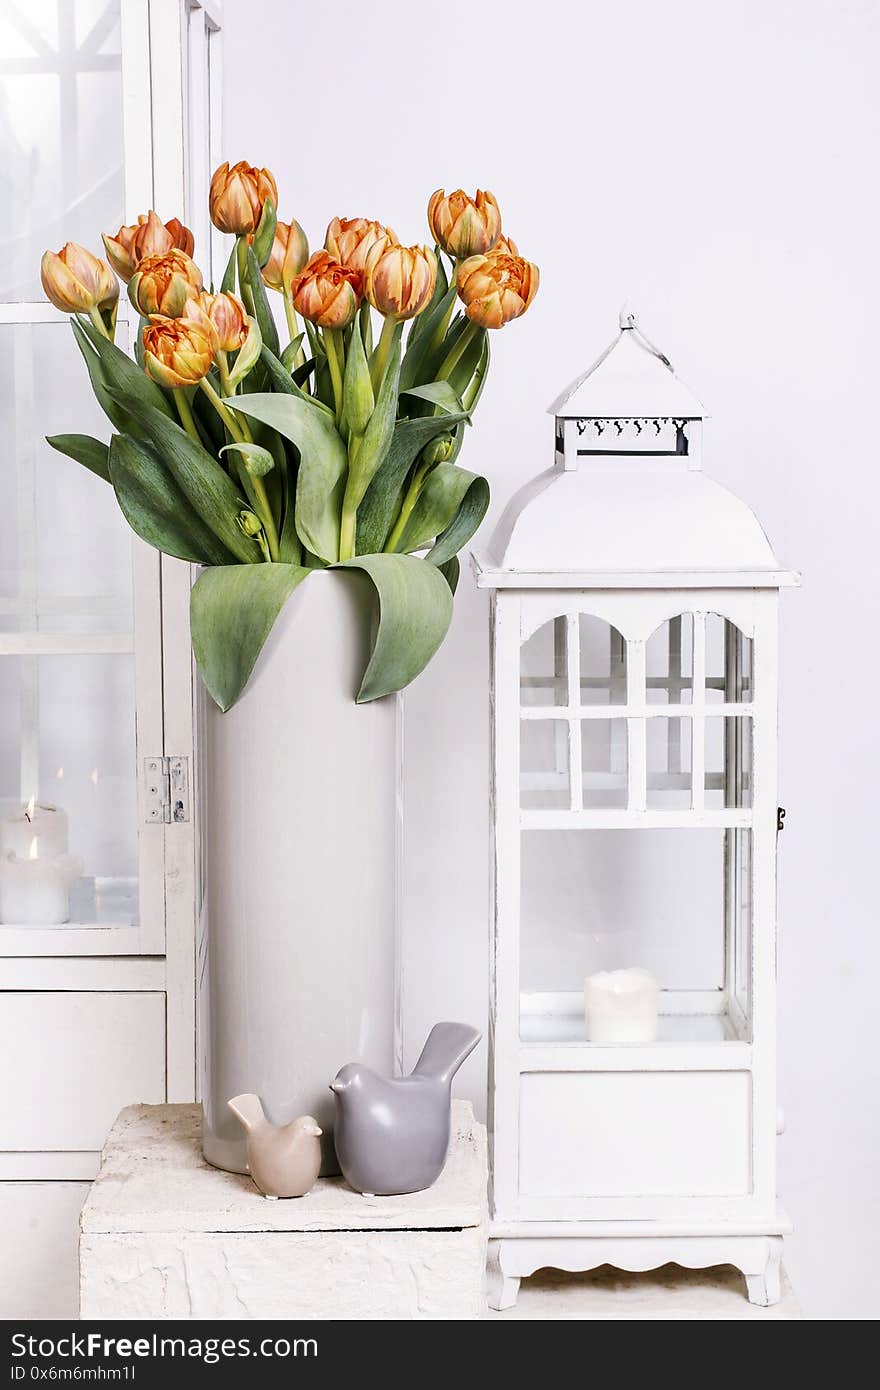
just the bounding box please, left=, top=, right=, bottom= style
left=474, top=309, right=798, bottom=1310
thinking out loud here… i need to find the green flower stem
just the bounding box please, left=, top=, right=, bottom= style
left=173, top=389, right=201, bottom=443
left=199, top=376, right=279, bottom=561
left=88, top=306, right=111, bottom=340
left=324, top=328, right=345, bottom=426
left=384, top=457, right=432, bottom=553
left=359, top=298, right=373, bottom=357
left=283, top=291, right=305, bottom=368
left=217, top=351, right=233, bottom=398
left=339, top=502, right=357, bottom=563
left=370, top=315, right=398, bottom=395
left=236, top=236, right=256, bottom=315
left=436, top=318, right=478, bottom=382
left=426, top=273, right=458, bottom=357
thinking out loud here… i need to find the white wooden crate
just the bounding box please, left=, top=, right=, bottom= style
left=80, top=1101, right=488, bottom=1320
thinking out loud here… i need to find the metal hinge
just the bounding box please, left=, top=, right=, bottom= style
left=777, top=806, right=787, bottom=833
left=144, top=756, right=190, bottom=824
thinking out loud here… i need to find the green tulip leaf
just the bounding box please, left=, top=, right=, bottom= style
left=399, top=281, right=457, bottom=390
left=70, top=320, right=146, bottom=438
left=448, top=324, right=488, bottom=400
left=336, top=552, right=453, bottom=703
left=355, top=411, right=470, bottom=555
left=190, top=562, right=311, bottom=711
left=345, top=323, right=401, bottom=510
left=280, top=334, right=305, bottom=372
left=439, top=555, right=460, bottom=594
left=230, top=392, right=347, bottom=564
left=220, top=243, right=237, bottom=294
left=75, top=315, right=175, bottom=422
left=400, top=381, right=469, bottom=416
left=220, top=441, right=275, bottom=478
left=425, top=472, right=490, bottom=567
left=391, top=463, right=488, bottom=559
left=245, top=244, right=280, bottom=357
left=46, top=433, right=111, bottom=483
left=251, top=196, right=277, bottom=268
left=108, top=395, right=261, bottom=564
left=109, top=434, right=235, bottom=566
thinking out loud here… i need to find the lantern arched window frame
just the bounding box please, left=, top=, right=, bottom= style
left=474, top=311, right=798, bottom=1310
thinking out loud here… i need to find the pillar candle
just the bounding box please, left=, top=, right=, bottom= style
left=584, top=967, right=660, bottom=1043
left=0, top=843, right=82, bottom=926
left=0, top=799, right=69, bottom=859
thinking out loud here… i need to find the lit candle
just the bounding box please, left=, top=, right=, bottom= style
left=0, top=837, right=82, bottom=926
left=0, top=797, right=69, bottom=859
left=584, top=968, right=660, bottom=1043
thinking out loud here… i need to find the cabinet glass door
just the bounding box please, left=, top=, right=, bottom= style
left=0, top=0, right=164, bottom=955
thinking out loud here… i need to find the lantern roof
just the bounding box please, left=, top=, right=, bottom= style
left=473, top=311, right=799, bottom=590
left=548, top=306, right=706, bottom=420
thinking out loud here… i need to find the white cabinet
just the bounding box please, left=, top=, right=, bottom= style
left=0, top=0, right=223, bottom=1318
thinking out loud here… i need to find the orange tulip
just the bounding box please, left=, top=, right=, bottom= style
left=261, top=218, right=310, bottom=293
left=40, top=242, right=118, bottom=315
left=289, top=250, right=361, bottom=330
left=492, top=233, right=520, bottom=257
left=427, top=188, right=501, bottom=260
left=456, top=250, right=539, bottom=329
left=324, top=217, right=398, bottom=275
left=209, top=160, right=278, bottom=235
left=188, top=291, right=248, bottom=352
left=142, top=315, right=215, bottom=389
left=364, top=243, right=437, bottom=321
left=128, top=250, right=203, bottom=318
left=102, top=211, right=194, bottom=282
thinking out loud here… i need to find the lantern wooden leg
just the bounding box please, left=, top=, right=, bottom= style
left=743, top=1236, right=783, bottom=1307
left=487, top=1241, right=521, bottom=1311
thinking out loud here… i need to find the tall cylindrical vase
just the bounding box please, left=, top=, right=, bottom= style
left=200, top=569, right=399, bottom=1175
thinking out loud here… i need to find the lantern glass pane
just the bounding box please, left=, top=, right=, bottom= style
left=520, top=826, right=724, bottom=981
left=706, top=613, right=753, bottom=704
left=578, top=614, right=627, bottom=705
left=646, top=614, right=693, bottom=704
left=581, top=718, right=628, bottom=808
left=646, top=716, right=692, bottom=809
left=519, top=827, right=753, bottom=1044
left=520, top=617, right=567, bottom=707
left=520, top=719, right=570, bottom=809
left=705, top=716, right=752, bottom=808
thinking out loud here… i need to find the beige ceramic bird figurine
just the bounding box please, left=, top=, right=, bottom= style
left=227, top=1094, right=322, bottom=1199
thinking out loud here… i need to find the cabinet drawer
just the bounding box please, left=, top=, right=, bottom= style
left=0, top=992, right=165, bottom=1151
left=519, top=1070, right=751, bottom=1198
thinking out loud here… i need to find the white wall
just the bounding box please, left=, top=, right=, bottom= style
left=224, top=0, right=880, bottom=1319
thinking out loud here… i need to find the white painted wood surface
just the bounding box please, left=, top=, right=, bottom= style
left=0, top=0, right=223, bottom=1318
left=0, top=1185, right=88, bottom=1320
left=80, top=1102, right=488, bottom=1320
left=481, top=317, right=794, bottom=1308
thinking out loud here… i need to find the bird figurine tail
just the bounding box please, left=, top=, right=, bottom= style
left=411, top=1022, right=481, bottom=1086
left=227, top=1093, right=267, bottom=1134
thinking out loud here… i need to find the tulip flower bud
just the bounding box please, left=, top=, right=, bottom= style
left=260, top=218, right=310, bottom=294
left=456, top=250, right=539, bottom=329
left=102, top=210, right=194, bottom=282
left=421, top=432, right=455, bottom=467
left=364, top=243, right=437, bottom=322
left=192, top=291, right=249, bottom=352
left=142, top=315, right=215, bottom=389
left=427, top=189, right=502, bottom=260
left=40, top=242, right=119, bottom=316
left=238, top=509, right=264, bottom=537
left=129, top=250, right=203, bottom=318
left=289, top=250, right=361, bottom=330
left=209, top=160, right=278, bottom=236
left=492, top=234, right=520, bottom=257
left=325, top=217, right=398, bottom=275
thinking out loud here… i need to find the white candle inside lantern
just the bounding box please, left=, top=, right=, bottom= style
left=584, top=967, right=660, bottom=1043
left=0, top=797, right=69, bottom=860
left=0, top=837, right=82, bottom=926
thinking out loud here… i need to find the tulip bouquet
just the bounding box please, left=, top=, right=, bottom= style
left=41, top=164, right=538, bottom=709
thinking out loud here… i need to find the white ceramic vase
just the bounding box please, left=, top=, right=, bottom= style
left=200, top=569, right=399, bottom=1175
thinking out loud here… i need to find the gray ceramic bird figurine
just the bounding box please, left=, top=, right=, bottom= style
left=329, top=1021, right=481, bottom=1196
left=227, top=1094, right=322, bottom=1199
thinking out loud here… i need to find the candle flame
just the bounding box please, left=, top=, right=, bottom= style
left=25, top=795, right=35, bottom=821
left=28, top=836, right=38, bottom=861
left=90, top=768, right=100, bottom=786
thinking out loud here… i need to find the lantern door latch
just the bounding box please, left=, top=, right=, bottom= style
left=777, top=806, right=787, bottom=833
left=144, top=756, right=190, bottom=824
